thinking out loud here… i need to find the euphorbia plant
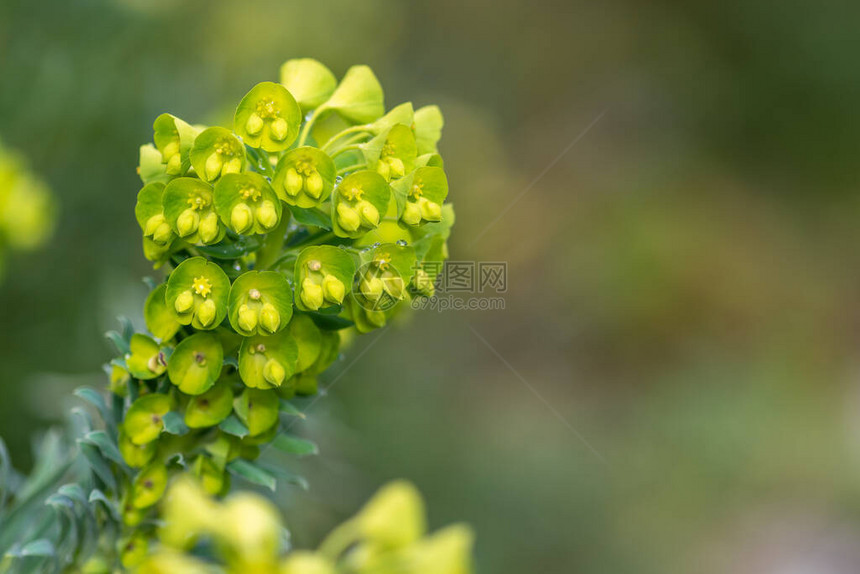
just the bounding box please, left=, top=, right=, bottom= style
left=0, top=59, right=465, bottom=573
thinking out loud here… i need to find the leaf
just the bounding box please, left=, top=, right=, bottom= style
left=226, top=459, right=276, bottom=491
left=271, top=433, right=318, bottom=456
left=80, top=432, right=125, bottom=468
left=258, top=462, right=309, bottom=490
left=289, top=205, right=332, bottom=230
left=218, top=414, right=250, bottom=438
left=89, top=489, right=120, bottom=522
left=7, top=538, right=55, bottom=557
left=73, top=387, right=111, bottom=429
left=278, top=399, right=306, bottom=419
left=77, top=442, right=116, bottom=492
left=104, top=331, right=130, bottom=355
left=195, top=235, right=263, bottom=259
left=161, top=411, right=189, bottom=436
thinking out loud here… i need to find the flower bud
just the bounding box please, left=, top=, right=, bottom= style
left=305, top=171, right=324, bottom=199
left=144, top=213, right=167, bottom=238
left=360, top=276, right=384, bottom=301
left=402, top=202, right=422, bottom=226
left=285, top=167, right=303, bottom=197
left=263, top=358, right=286, bottom=386
left=388, top=157, right=405, bottom=178
left=381, top=271, right=404, bottom=299
left=175, top=290, right=195, bottom=314
left=205, top=152, right=223, bottom=181
left=238, top=303, right=258, bottom=333
left=152, top=221, right=173, bottom=245
left=231, top=203, right=254, bottom=234
left=196, top=299, right=217, bottom=328
left=256, top=199, right=279, bottom=230
left=270, top=117, right=289, bottom=141
left=376, top=158, right=391, bottom=180
left=336, top=203, right=361, bottom=232
left=176, top=208, right=200, bottom=237
left=358, top=201, right=380, bottom=227
left=198, top=211, right=220, bottom=244
left=162, top=141, right=180, bottom=160
left=419, top=197, right=442, bottom=221
left=166, top=152, right=182, bottom=175
left=245, top=113, right=264, bottom=136
left=224, top=156, right=243, bottom=174
left=322, top=274, right=345, bottom=304
left=259, top=303, right=280, bottom=333
left=301, top=278, right=324, bottom=310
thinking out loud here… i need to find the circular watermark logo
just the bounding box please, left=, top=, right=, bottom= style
left=352, top=260, right=404, bottom=312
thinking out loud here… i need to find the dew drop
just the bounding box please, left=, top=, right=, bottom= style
left=304, top=111, right=314, bottom=122
left=395, top=239, right=408, bottom=246
left=335, top=176, right=343, bottom=184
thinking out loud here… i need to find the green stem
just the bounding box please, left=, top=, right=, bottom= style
left=330, top=143, right=363, bottom=158
left=321, top=126, right=372, bottom=152
left=297, top=107, right=324, bottom=147
left=337, top=162, right=367, bottom=175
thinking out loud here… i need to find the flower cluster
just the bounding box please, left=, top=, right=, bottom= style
left=98, top=59, right=455, bottom=567
left=133, top=478, right=473, bottom=574
left=0, top=140, right=55, bottom=277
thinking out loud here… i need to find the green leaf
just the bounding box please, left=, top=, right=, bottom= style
left=226, top=459, right=276, bottom=491
left=271, top=433, right=318, bottom=457
left=81, top=431, right=125, bottom=467
left=105, top=331, right=130, bottom=355
left=73, top=387, right=111, bottom=428
left=190, top=127, right=245, bottom=183
left=280, top=58, right=337, bottom=112
left=320, top=65, right=385, bottom=124
left=167, top=332, right=224, bottom=395
left=89, top=489, right=120, bottom=522
left=8, top=538, right=55, bottom=557
left=219, top=414, right=250, bottom=438
left=161, top=412, right=190, bottom=436
left=234, top=82, right=302, bottom=152
left=289, top=205, right=332, bottom=230
left=77, top=442, right=116, bottom=491
left=278, top=399, right=306, bottom=419
left=228, top=271, right=293, bottom=337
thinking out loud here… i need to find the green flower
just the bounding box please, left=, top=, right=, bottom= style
left=124, top=393, right=173, bottom=445
left=126, top=334, right=169, bottom=380
left=331, top=170, right=390, bottom=238
left=135, top=182, right=174, bottom=247
left=294, top=245, right=355, bottom=311
left=167, top=332, right=224, bottom=395
left=185, top=380, right=234, bottom=429
left=190, top=127, right=246, bottom=183
left=238, top=330, right=298, bottom=389
left=214, top=172, right=283, bottom=235
left=234, top=82, right=301, bottom=152
left=413, top=105, right=444, bottom=155
left=131, top=462, right=168, bottom=509
left=233, top=388, right=279, bottom=437
left=363, top=124, right=417, bottom=182
left=272, top=147, right=336, bottom=208
left=144, top=283, right=181, bottom=341
left=279, top=58, right=337, bottom=113
left=392, top=166, right=448, bottom=226
left=152, top=113, right=200, bottom=177
left=162, top=177, right=225, bottom=245
left=228, top=270, right=293, bottom=337
left=166, top=257, right=231, bottom=330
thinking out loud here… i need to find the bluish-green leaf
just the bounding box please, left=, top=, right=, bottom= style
left=226, top=459, right=276, bottom=491
left=218, top=414, right=250, bottom=438
left=162, top=411, right=190, bottom=436
left=271, top=433, right=318, bottom=456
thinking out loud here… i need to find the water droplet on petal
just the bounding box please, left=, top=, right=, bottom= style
left=304, top=111, right=314, bottom=122
left=396, top=239, right=407, bottom=246
left=335, top=176, right=343, bottom=184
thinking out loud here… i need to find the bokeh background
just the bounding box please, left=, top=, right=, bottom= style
left=3, top=0, right=860, bottom=572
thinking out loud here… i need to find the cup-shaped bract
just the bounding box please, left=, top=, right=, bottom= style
left=153, top=114, right=200, bottom=177
left=135, top=182, right=174, bottom=247
left=354, top=481, right=427, bottom=549
left=234, top=82, right=301, bottom=152
left=144, top=283, right=181, bottom=341
left=228, top=271, right=293, bottom=337
left=392, top=166, right=448, bottom=227
left=307, top=330, right=341, bottom=376
left=279, top=58, right=337, bottom=112
left=272, top=147, right=336, bottom=208
left=118, top=428, right=157, bottom=468
left=287, top=314, right=322, bottom=373
left=166, top=257, right=231, bottom=330
left=238, top=331, right=299, bottom=389
left=124, top=393, right=173, bottom=445
left=413, top=105, right=444, bottom=155
left=185, top=381, right=234, bottom=429
left=363, top=125, right=417, bottom=182
left=320, top=65, right=385, bottom=124
left=281, top=552, right=336, bottom=574
left=132, top=462, right=169, bottom=509
left=233, top=388, right=279, bottom=437
left=168, top=332, right=224, bottom=395
left=190, top=127, right=246, bottom=183
left=331, top=170, right=390, bottom=239
left=409, top=524, right=475, bottom=574
left=294, top=245, right=356, bottom=312
left=368, top=102, right=414, bottom=135
left=126, top=334, right=168, bottom=380
left=162, top=178, right=225, bottom=245
left=192, top=455, right=228, bottom=496
left=214, top=173, right=283, bottom=236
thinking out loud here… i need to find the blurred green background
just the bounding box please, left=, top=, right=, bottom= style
left=4, top=0, right=860, bottom=572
